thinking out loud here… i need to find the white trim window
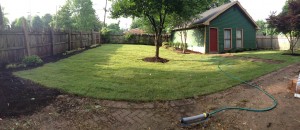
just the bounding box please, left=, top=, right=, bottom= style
left=224, top=29, right=231, bottom=49
left=236, top=29, right=243, bottom=48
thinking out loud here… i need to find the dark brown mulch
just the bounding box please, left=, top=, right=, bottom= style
left=0, top=72, right=61, bottom=118
left=143, top=57, right=169, bottom=63
left=282, top=53, right=300, bottom=56
left=0, top=46, right=104, bottom=118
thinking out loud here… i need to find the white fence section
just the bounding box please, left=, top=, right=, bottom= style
left=256, top=35, right=300, bottom=50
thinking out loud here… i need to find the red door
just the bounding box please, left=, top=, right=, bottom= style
left=210, top=28, right=218, bottom=52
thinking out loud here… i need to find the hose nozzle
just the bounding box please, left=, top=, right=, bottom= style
left=180, top=113, right=209, bottom=126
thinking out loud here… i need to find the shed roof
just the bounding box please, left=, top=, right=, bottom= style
left=174, top=1, right=259, bottom=30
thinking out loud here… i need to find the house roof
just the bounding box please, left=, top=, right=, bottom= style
left=174, top=1, right=259, bottom=30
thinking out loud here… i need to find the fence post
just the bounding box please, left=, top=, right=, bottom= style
left=22, top=19, right=31, bottom=56
left=50, top=29, right=55, bottom=56
left=80, top=31, right=83, bottom=48
left=91, top=30, right=95, bottom=45
left=68, top=31, right=71, bottom=51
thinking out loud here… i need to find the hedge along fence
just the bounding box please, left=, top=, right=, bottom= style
left=0, top=28, right=101, bottom=66
left=101, top=34, right=170, bottom=45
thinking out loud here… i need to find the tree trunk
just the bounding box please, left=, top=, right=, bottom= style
left=290, top=41, right=295, bottom=54
left=155, top=34, right=161, bottom=59
left=183, top=30, right=187, bottom=54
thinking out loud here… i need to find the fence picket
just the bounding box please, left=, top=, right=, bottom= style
left=0, top=29, right=101, bottom=65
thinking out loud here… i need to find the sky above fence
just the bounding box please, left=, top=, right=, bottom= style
left=2, top=0, right=285, bottom=29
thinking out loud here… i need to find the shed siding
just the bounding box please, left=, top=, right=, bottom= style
left=172, top=28, right=206, bottom=53
left=209, top=5, right=256, bottom=52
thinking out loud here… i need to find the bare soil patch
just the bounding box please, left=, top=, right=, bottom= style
left=221, top=54, right=284, bottom=64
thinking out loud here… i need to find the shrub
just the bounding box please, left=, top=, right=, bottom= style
left=174, top=42, right=181, bottom=49
left=22, top=55, right=43, bottom=67
left=124, top=33, right=134, bottom=41
left=6, top=63, right=26, bottom=69
left=162, top=42, right=169, bottom=46
left=169, top=42, right=174, bottom=47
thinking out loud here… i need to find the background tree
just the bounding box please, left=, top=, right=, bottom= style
left=0, top=5, right=4, bottom=30
left=31, top=16, right=44, bottom=30
left=53, top=1, right=73, bottom=30
left=11, top=17, right=23, bottom=29
left=209, top=0, right=231, bottom=8
left=268, top=0, right=300, bottom=54
left=111, top=0, right=211, bottom=59
left=0, top=5, right=9, bottom=30
left=42, top=14, right=53, bottom=29
left=70, top=0, right=98, bottom=31
left=130, top=17, right=154, bottom=33
left=101, top=22, right=123, bottom=37
left=256, top=20, right=267, bottom=35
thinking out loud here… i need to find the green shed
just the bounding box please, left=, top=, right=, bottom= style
left=171, top=1, right=259, bottom=54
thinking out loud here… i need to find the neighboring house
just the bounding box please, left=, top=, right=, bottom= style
left=171, top=1, right=259, bottom=53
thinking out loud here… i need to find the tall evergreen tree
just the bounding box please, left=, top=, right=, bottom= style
left=31, top=16, right=44, bottom=30
left=0, top=5, right=4, bottom=30
left=70, top=0, right=98, bottom=31
left=42, top=14, right=53, bottom=29
left=53, top=1, right=73, bottom=30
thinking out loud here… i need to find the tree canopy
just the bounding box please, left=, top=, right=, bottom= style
left=111, top=0, right=212, bottom=59
left=268, top=0, right=300, bottom=54
left=53, top=0, right=99, bottom=31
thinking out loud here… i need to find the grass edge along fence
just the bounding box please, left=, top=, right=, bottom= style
left=0, top=28, right=101, bottom=66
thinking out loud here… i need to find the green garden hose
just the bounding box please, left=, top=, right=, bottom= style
left=181, top=58, right=278, bottom=126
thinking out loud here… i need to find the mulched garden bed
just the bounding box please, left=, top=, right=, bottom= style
left=0, top=71, right=61, bottom=117
left=0, top=46, right=102, bottom=118
left=143, top=57, right=169, bottom=63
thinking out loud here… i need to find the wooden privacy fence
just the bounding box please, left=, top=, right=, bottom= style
left=101, top=34, right=170, bottom=45
left=256, top=35, right=300, bottom=50
left=0, top=29, right=101, bottom=65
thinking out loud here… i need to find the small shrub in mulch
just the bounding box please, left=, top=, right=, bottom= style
left=142, top=57, right=169, bottom=63
left=282, top=53, right=300, bottom=56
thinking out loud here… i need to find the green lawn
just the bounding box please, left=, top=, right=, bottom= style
left=14, top=44, right=300, bottom=101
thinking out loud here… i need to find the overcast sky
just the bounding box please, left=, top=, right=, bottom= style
left=1, top=0, right=286, bottom=29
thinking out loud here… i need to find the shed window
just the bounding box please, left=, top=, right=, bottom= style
left=224, top=29, right=231, bottom=49
left=236, top=29, right=243, bottom=48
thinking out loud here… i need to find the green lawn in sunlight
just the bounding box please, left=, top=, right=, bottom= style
left=14, top=44, right=300, bottom=101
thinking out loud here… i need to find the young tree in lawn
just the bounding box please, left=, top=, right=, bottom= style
left=111, top=0, right=209, bottom=59
left=268, top=0, right=300, bottom=54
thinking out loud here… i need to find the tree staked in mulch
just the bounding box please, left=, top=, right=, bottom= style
left=143, top=57, right=169, bottom=63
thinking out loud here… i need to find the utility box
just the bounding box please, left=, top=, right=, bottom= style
left=288, top=74, right=300, bottom=98
left=288, top=78, right=299, bottom=93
